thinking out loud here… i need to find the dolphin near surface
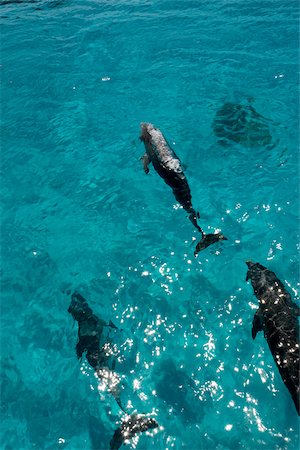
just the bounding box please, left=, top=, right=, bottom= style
left=246, top=261, right=300, bottom=415
left=140, top=122, right=226, bottom=254
left=68, top=292, right=159, bottom=449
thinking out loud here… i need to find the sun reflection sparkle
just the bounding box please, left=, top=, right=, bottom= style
left=203, top=331, right=216, bottom=360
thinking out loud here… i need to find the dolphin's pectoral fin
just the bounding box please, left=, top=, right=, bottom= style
left=252, top=309, right=264, bottom=340
left=141, top=153, right=151, bottom=174
left=194, top=233, right=227, bottom=256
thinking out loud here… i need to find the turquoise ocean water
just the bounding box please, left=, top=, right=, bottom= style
left=1, top=0, right=299, bottom=449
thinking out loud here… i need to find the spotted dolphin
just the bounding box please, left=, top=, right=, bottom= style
left=246, top=261, right=300, bottom=415
left=140, top=122, right=226, bottom=254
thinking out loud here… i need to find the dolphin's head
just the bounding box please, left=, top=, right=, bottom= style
left=140, top=122, right=154, bottom=142
left=68, top=291, right=93, bottom=322
left=246, top=260, right=255, bottom=269
left=245, top=260, right=267, bottom=285
left=246, top=260, right=257, bottom=282
left=246, top=260, right=267, bottom=271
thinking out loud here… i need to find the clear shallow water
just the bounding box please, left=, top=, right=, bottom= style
left=0, top=0, right=299, bottom=449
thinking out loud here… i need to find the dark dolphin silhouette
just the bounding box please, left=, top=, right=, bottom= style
left=68, top=292, right=159, bottom=449
left=246, top=261, right=300, bottom=415
left=213, top=102, right=272, bottom=147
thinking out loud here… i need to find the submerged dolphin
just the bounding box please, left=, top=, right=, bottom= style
left=140, top=122, right=226, bottom=254
left=68, top=292, right=159, bottom=448
left=213, top=102, right=272, bottom=147
left=68, top=292, right=124, bottom=410
left=246, top=261, right=300, bottom=415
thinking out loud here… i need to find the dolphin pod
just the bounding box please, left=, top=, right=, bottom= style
left=140, top=122, right=227, bottom=255
left=66, top=115, right=298, bottom=450
left=138, top=122, right=299, bottom=415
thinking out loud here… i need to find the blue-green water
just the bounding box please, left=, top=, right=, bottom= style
left=1, top=0, right=299, bottom=449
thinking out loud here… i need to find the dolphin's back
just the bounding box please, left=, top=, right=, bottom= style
left=247, top=262, right=300, bottom=414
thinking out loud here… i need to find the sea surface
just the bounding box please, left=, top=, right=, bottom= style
left=0, top=1, right=299, bottom=449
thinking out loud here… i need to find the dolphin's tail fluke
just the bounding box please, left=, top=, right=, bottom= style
left=110, top=414, right=159, bottom=450
left=194, top=232, right=227, bottom=256
left=188, top=211, right=227, bottom=254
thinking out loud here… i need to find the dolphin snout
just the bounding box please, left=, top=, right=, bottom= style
left=140, top=122, right=154, bottom=131
left=246, top=260, right=256, bottom=269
